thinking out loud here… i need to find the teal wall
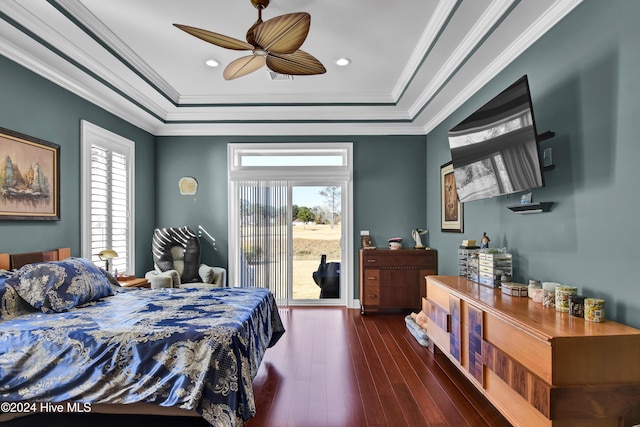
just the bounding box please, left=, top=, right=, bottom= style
left=426, top=0, right=640, bottom=327
left=0, top=51, right=428, bottom=292
left=0, top=55, right=156, bottom=275
left=155, top=135, right=428, bottom=294
left=3, top=0, right=639, bottom=328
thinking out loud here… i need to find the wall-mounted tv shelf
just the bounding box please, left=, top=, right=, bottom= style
left=537, top=130, right=555, bottom=142
left=507, top=202, right=554, bottom=214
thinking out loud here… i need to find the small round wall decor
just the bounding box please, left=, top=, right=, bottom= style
left=178, top=176, right=198, bottom=195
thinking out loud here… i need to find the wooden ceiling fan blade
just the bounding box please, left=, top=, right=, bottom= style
left=223, top=55, right=267, bottom=80
left=174, top=24, right=253, bottom=50
left=253, top=13, right=310, bottom=54
left=267, top=50, right=326, bottom=75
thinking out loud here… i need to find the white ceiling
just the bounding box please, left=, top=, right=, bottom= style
left=0, top=0, right=582, bottom=136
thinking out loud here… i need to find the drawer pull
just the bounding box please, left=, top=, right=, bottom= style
left=367, top=276, right=378, bottom=280
left=367, top=294, right=378, bottom=299
left=367, top=259, right=377, bottom=263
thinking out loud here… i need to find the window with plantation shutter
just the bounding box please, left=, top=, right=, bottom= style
left=81, top=121, right=135, bottom=275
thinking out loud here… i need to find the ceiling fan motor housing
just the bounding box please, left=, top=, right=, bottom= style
left=251, top=0, right=270, bottom=9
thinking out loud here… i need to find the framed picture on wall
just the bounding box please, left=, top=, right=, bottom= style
left=0, top=127, right=60, bottom=221
left=440, top=161, right=463, bottom=232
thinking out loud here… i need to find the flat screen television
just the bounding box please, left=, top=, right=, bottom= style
left=447, top=75, right=544, bottom=203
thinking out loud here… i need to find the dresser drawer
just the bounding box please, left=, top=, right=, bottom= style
left=426, top=278, right=451, bottom=312
left=362, top=251, right=436, bottom=268
left=484, top=312, right=552, bottom=384
left=362, top=284, right=380, bottom=306
left=363, top=268, right=380, bottom=285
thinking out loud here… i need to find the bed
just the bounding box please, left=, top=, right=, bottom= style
left=0, top=248, right=285, bottom=426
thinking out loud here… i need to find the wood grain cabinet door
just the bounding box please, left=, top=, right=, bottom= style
left=379, top=269, right=421, bottom=308
left=449, top=295, right=461, bottom=362
left=467, top=304, right=483, bottom=385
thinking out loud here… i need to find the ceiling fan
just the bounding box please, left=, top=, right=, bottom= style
left=174, top=0, right=326, bottom=80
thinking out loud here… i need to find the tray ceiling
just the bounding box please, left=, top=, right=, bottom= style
left=0, top=0, right=582, bottom=136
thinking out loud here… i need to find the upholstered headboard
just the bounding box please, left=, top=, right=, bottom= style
left=0, top=248, right=71, bottom=270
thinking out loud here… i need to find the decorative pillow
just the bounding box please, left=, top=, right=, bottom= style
left=198, top=264, right=215, bottom=284
left=1, top=270, right=36, bottom=320
left=0, top=270, right=12, bottom=284
left=6, top=258, right=114, bottom=313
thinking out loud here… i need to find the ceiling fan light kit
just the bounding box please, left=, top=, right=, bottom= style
left=174, top=0, right=326, bottom=80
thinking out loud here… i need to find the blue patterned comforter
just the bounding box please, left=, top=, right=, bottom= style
left=0, top=287, right=285, bottom=426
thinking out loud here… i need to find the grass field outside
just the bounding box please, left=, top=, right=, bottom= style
left=292, top=223, right=341, bottom=299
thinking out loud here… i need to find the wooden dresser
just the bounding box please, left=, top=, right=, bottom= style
left=358, top=249, right=437, bottom=314
left=424, top=275, right=640, bottom=427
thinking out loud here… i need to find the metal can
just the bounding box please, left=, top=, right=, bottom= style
left=584, top=298, right=605, bottom=322
left=542, top=289, right=556, bottom=308
left=555, top=286, right=578, bottom=313
left=542, top=282, right=560, bottom=308
left=569, top=294, right=585, bottom=318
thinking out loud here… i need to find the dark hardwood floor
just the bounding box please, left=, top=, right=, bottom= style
left=2, top=307, right=511, bottom=427
left=246, top=307, right=511, bottom=427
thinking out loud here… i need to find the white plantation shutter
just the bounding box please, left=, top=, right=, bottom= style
left=81, top=121, right=134, bottom=274
left=110, top=150, right=128, bottom=273
left=89, top=147, right=129, bottom=273
left=90, top=146, right=109, bottom=258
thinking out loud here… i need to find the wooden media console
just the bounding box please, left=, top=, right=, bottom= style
left=424, top=275, right=640, bottom=427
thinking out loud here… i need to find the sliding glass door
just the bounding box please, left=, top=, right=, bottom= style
left=228, top=143, right=352, bottom=307
left=291, top=185, right=342, bottom=302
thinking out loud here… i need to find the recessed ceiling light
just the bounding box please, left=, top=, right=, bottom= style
left=335, top=57, right=351, bottom=67
left=205, top=59, right=220, bottom=68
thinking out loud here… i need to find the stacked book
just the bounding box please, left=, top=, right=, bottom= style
left=461, top=239, right=477, bottom=247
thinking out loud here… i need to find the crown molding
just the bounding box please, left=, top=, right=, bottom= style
left=0, top=0, right=584, bottom=137
left=176, top=91, right=396, bottom=106
left=0, top=19, right=161, bottom=134
left=391, top=0, right=458, bottom=101
left=408, top=0, right=516, bottom=118
left=420, top=0, right=583, bottom=135
left=53, top=0, right=181, bottom=104
left=153, top=121, right=428, bottom=137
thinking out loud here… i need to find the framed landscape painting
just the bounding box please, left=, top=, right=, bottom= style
left=0, top=127, right=60, bottom=220
left=440, top=161, right=463, bottom=232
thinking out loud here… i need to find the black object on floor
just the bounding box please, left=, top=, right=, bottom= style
left=312, top=254, right=340, bottom=298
